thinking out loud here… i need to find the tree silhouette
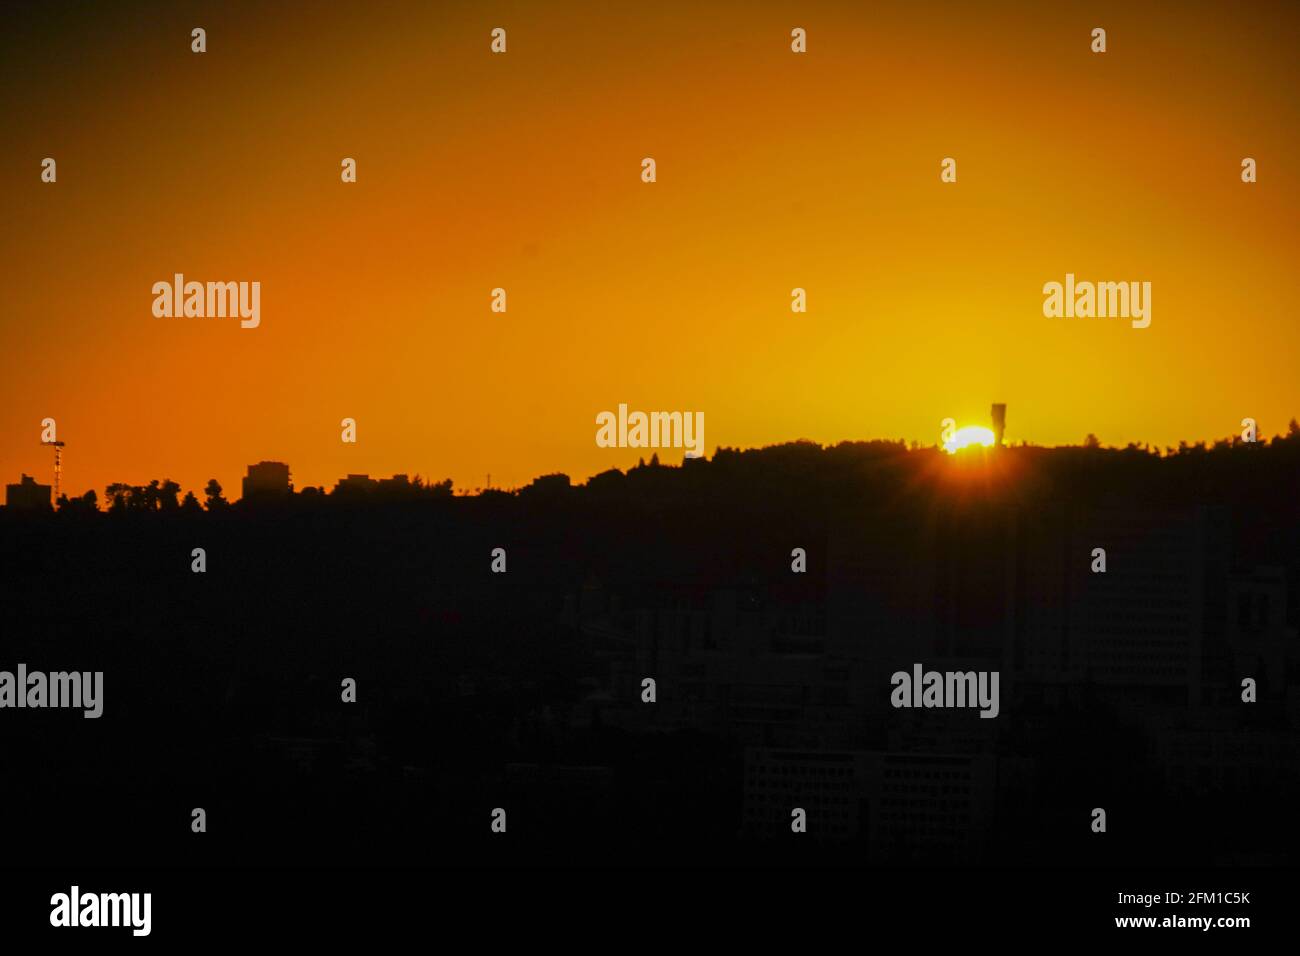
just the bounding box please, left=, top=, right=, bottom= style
left=204, top=479, right=228, bottom=511
left=56, top=489, right=98, bottom=515
left=104, top=482, right=134, bottom=512
left=158, top=479, right=181, bottom=510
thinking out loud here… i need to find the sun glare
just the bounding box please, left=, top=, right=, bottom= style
left=944, top=425, right=996, bottom=455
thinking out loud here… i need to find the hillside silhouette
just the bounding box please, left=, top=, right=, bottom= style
left=2, top=431, right=1299, bottom=867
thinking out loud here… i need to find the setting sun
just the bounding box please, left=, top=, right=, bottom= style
left=944, top=426, right=996, bottom=455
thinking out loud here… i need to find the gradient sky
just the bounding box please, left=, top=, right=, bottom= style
left=2, top=0, right=1297, bottom=499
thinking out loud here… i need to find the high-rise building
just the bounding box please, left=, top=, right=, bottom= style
left=242, top=461, right=292, bottom=499
left=5, top=474, right=52, bottom=511
left=991, top=403, right=1007, bottom=447
left=1009, top=503, right=1222, bottom=703
left=742, top=747, right=997, bottom=859
left=333, top=474, right=378, bottom=495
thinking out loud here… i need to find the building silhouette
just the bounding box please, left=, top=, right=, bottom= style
left=242, top=461, right=292, bottom=499
left=331, top=473, right=413, bottom=496
left=742, top=747, right=996, bottom=860
left=5, top=473, right=51, bottom=511
left=333, top=474, right=377, bottom=495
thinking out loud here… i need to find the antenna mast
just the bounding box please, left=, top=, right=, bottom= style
left=42, top=439, right=65, bottom=501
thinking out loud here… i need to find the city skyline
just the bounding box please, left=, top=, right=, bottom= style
left=4, top=2, right=1299, bottom=501
left=4, top=0, right=1299, bottom=936
left=7, top=414, right=1299, bottom=511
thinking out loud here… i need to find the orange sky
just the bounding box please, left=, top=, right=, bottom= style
left=2, top=1, right=1297, bottom=499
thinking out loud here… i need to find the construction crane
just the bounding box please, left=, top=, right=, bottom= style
left=42, top=439, right=65, bottom=501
